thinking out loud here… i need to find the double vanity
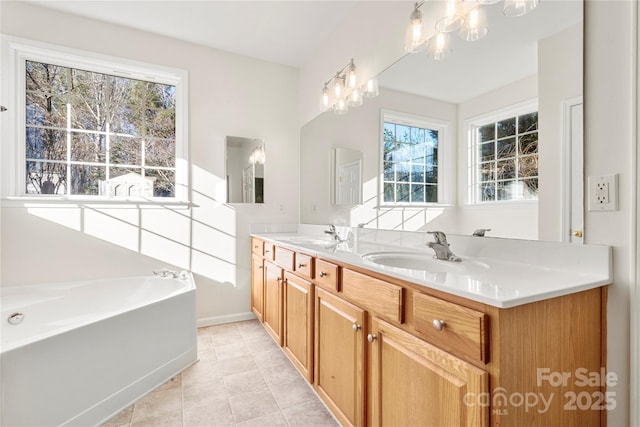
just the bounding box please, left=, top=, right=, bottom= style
left=250, top=225, right=611, bottom=426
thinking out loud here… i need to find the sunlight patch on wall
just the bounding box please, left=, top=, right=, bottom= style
left=192, top=221, right=237, bottom=264
left=141, top=229, right=190, bottom=269
left=141, top=208, right=191, bottom=247
left=191, top=249, right=236, bottom=286
left=26, top=205, right=82, bottom=231
left=83, top=208, right=140, bottom=252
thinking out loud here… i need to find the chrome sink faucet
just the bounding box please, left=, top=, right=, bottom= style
left=324, top=224, right=341, bottom=241
left=472, top=228, right=491, bottom=237
left=427, top=231, right=461, bottom=262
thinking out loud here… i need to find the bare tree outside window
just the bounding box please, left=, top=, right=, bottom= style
left=382, top=121, right=439, bottom=204
left=25, top=61, right=176, bottom=197
left=474, top=111, right=538, bottom=202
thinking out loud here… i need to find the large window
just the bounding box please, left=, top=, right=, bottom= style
left=469, top=103, right=538, bottom=203
left=3, top=37, right=187, bottom=200
left=26, top=61, right=176, bottom=197
left=382, top=112, right=446, bottom=205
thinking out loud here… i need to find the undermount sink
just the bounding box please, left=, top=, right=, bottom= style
left=361, top=251, right=490, bottom=274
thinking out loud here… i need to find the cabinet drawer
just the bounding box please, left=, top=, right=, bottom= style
left=342, top=269, right=403, bottom=324
left=315, top=259, right=339, bottom=292
left=264, top=242, right=275, bottom=261
left=275, top=246, right=295, bottom=270
left=251, top=238, right=264, bottom=256
left=413, top=293, right=489, bottom=363
left=295, top=252, right=314, bottom=279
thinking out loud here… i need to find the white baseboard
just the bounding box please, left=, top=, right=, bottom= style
left=196, top=311, right=256, bottom=328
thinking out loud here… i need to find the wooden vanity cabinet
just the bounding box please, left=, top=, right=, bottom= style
left=314, top=288, right=366, bottom=427
left=283, top=271, right=314, bottom=382
left=263, top=261, right=284, bottom=345
left=250, top=239, right=606, bottom=427
left=250, top=254, right=265, bottom=322
left=368, top=317, right=489, bottom=427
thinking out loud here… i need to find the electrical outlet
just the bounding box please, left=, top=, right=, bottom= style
left=588, top=175, right=618, bottom=211
left=595, top=182, right=609, bottom=205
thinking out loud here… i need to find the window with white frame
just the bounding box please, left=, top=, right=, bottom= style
left=381, top=112, right=448, bottom=205
left=468, top=102, right=538, bottom=203
left=4, top=38, right=188, bottom=200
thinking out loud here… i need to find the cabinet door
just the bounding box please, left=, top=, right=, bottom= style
left=283, top=272, right=314, bottom=382
left=250, top=254, right=264, bottom=322
left=368, top=317, right=489, bottom=427
left=263, top=261, right=283, bottom=345
left=314, top=288, right=365, bottom=427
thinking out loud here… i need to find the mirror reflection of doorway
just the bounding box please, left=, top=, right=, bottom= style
left=337, top=160, right=362, bottom=205
left=563, top=97, right=584, bottom=244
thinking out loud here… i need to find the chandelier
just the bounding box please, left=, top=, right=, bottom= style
left=320, top=59, right=379, bottom=115
left=405, top=0, right=539, bottom=59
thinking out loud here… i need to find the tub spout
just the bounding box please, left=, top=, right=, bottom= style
left=154, top=269, right=189, bottom=279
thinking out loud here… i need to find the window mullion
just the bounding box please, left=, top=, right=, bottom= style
left=66, top=101, right=71, bottom=195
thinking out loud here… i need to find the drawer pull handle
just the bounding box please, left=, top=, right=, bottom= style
left=352, top=323, right=361, bottom=332
left=432, top=319, right=446, bottom=331
left=367, top=333, right=377, bottom=343
left=319, top=272, right=327, bottom=277
left=254, top=245, right=259, bottom=249
left=265, top=250, right=271, bottom=254
left=258, top=266, right=263, bottom=269
left=298, top=263, right=306, bottom=268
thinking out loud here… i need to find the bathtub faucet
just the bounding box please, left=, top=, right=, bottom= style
left=154, top=269, right=189, bottom=280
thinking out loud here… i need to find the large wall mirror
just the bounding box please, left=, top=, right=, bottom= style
left=226, top=136, right=265, bottom=203
left=300, top=0, right=583, bottom=241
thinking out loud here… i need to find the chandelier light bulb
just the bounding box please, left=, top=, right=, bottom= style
left=436, top=0, right=463, bottom=33
left=334, top=97, right=349, bottom=115
left=321, top=85, right=330, bottom=111
left=427, top=32, right=452, bottom=60
left=363, top=78, right=379, bottom=98
left=348, top=88, right=363, bottom=107
left=333, top=74, right=344, bottom=99
left=320, top=59, right=370, bottom=115
left=347, top=60, right=357, bottom=89
left=404, top=3, right=427, bottom=53
left=503, top=0, right=539, bottom=17
left=460, top=6, right=488, bottom=42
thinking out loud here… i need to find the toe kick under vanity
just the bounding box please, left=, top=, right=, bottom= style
left=250, top=226, right=612, bottom=427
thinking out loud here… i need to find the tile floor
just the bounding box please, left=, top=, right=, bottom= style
left=102, top=320, right=339, bottom=427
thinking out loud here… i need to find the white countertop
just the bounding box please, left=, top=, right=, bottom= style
left=251, top=225, right=612, bottom=308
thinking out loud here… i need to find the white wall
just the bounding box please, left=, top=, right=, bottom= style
left=300, top=87, right=459, bottom=231
left=538, top=23, right=583, bottom=241
left=583, top=2, right=634, bottom=425
left=0, top=2, right=300, bottom=325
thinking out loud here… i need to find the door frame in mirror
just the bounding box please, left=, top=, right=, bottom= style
left=330, top=147, right=363, bottom=206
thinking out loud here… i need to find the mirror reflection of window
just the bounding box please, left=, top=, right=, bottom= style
left=226, top=136, right=265, bottom=203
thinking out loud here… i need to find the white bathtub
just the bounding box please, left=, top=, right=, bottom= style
left=0, top=273, right=198, bottom=426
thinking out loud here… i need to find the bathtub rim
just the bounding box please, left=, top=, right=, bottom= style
left=1, top=272, right=196, bottom=354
